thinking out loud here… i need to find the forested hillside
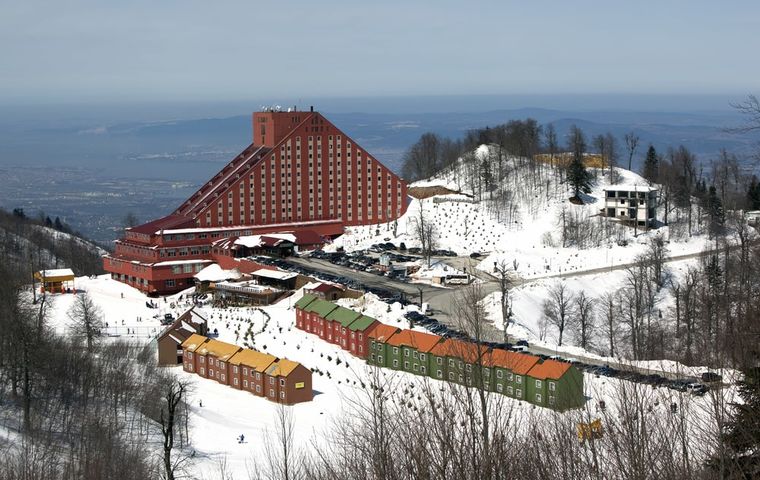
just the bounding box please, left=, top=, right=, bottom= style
left=0, top=207, right=105, bottom=277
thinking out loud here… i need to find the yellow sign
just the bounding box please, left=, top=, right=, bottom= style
left=577, top=419, right=603, bottom=442
left=295, top=382, right=305, bottom=389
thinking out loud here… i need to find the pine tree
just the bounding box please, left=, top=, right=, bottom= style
left=566, top=125, right=592, bottom=200
left=710, top=367, right=760, bottom=478
left=54, top=216, right=63, bottom=231
left=642, top=145, right=659, bottom=184
left=45, top=216, right=53, bottom=228
left=707, top=185, right=725, bottom=237
left=748, top=175, right=760, bottom=210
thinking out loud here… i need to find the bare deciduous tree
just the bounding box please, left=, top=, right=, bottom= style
left=624, top=132, right=640, bottom=171
left=543, top=281, right=573, bottom=346
left=67, top=291, right=103, bottom=352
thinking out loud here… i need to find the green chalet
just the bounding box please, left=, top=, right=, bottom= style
left=376, top=329, right=441, bottom=375
left=429, top=338, right=486, bottom=386
left=367, top=324, right=403, bottom=369
left=525, top=359, right=584, bottom=411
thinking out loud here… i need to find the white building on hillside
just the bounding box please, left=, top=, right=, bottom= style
left=603, top=185, right=658, bottom=229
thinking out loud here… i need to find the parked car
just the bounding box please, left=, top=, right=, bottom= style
left=469, top=252, right=481, bottom=258
left=687, top=383, right=708, bottom=395
left=516, top=339, right=529, bottom=347
left=701, top=372, right=722, bottom=383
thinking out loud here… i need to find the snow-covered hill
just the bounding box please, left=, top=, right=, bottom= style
left=334, top=145, right=720, bottom=280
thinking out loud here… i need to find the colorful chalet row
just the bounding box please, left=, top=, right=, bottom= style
left=294, top=294, right=379, bottom=358
left=294, top=295, right=584, bottom=411
left=181, top=334, right=312, bottom=405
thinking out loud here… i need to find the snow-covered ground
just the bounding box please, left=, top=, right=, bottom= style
left=332, top=147, right=740, bottom=281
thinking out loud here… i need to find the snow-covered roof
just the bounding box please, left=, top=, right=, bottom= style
left=604, top=184, right=657, bottom=192
left=157, top=219, right=340, bottom=235
left=194, top=263, right=242, bottom=282
left=38, top=268, right=75, bottom=278
left=251, top=268, right=298, bottom=281
left=235, top=233, right=296, bottom=248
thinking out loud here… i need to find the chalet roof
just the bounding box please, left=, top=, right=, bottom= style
left=311, top=282, right=342, bottom=293
left=265, top=359, right=304, bottom=378
left=294, top=294, right=318, bottom=310
left=128, top=214, right=194, bottom=235
left=196, top=338, right=241, bottom=361
left=251, top=268, right=297, bottom=281
left=177, top=307, right=208, bottom=327
left=194, top=263, right=242, bottom=282
left=367, top=323, right=400, bottom=342
left=304, top=299, right=338, bottom=318
left=526, top=359, right=573, bottom=380
left=291, top=229, right=324, bottom=246
left=385, top=329, right=442, bottom=353
left=325, top=306, right=361, bottom=327
left=347, top=315, right=377, bottom=332
left=481, top=349, right=540, bottom=375
left=228, top=349, right=277, bottom=372
left=36, top=268, right=75, bottom=279
left=181, top=334, right=209, bottom=352
left=430, top=338, right=484, bottom=363
left=604, top=184, right=657, bottom=193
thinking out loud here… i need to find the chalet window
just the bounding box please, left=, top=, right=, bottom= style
left=269, top=377, right=274, bottom=385
left=535, top=394, right=543, bottom=403
left=437, top=370, right=442, bottom=378
left=392, top=359, right=398, bottom=367
left=393, top=347, right=399, bottom=355
left=436, top=357, right=442, bottom=365
left=280, top=379, right=286, bottom=387
left=200, top=356, right=205, bottom=363
left=256, top=385, right=261, bottom=393
left=404, top=361, right=410, bottom=369
left=465, top=364, right=472, bottom=372
left=419, top=353, right=425, bottom=361
left=280, top=391, right=285, bottom=399
left=549, top=382, right=556, bottom=392
left=535, top=379, right=542, bottom=389
left=413, top=351, right=418, bottom=359
left=256, top=373, right=261, bottom=380
left=378, top=355, right=383, bottom=363
left=549, top=396, right=556, bottom=405
left=507, top=372, right=513, bottom=381
left=270, top=389, right=275, bottom=397
left=449, top=372, right=455, bottom=380
left=187, top=352, right=193, bottom=359
left=516, top=375, right=522, bottom=384
left=448, top=359, right=454, bottom=367
left=516, top=389, right=522, bottom=398
left=458, top=374, right=463, bottom=383
left=497, top=384, right=503, bottom=393
left=233, top=378, right=238, bottom=385
left=244, top=380, right=248, bottom=388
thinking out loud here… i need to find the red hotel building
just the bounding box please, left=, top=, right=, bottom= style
left=104, top=108, right=409, bottom=295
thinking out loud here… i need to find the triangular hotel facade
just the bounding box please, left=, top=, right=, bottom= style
left=104, top=108, right=409, bottom=294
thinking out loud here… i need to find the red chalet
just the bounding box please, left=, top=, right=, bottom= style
left=104, top=108, right=409, bottom=295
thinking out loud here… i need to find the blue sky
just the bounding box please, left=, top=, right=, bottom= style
left=1, top=0, right=758, bottom=104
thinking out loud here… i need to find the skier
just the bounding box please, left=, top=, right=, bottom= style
left=238, top=434, right=245, bottom=444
